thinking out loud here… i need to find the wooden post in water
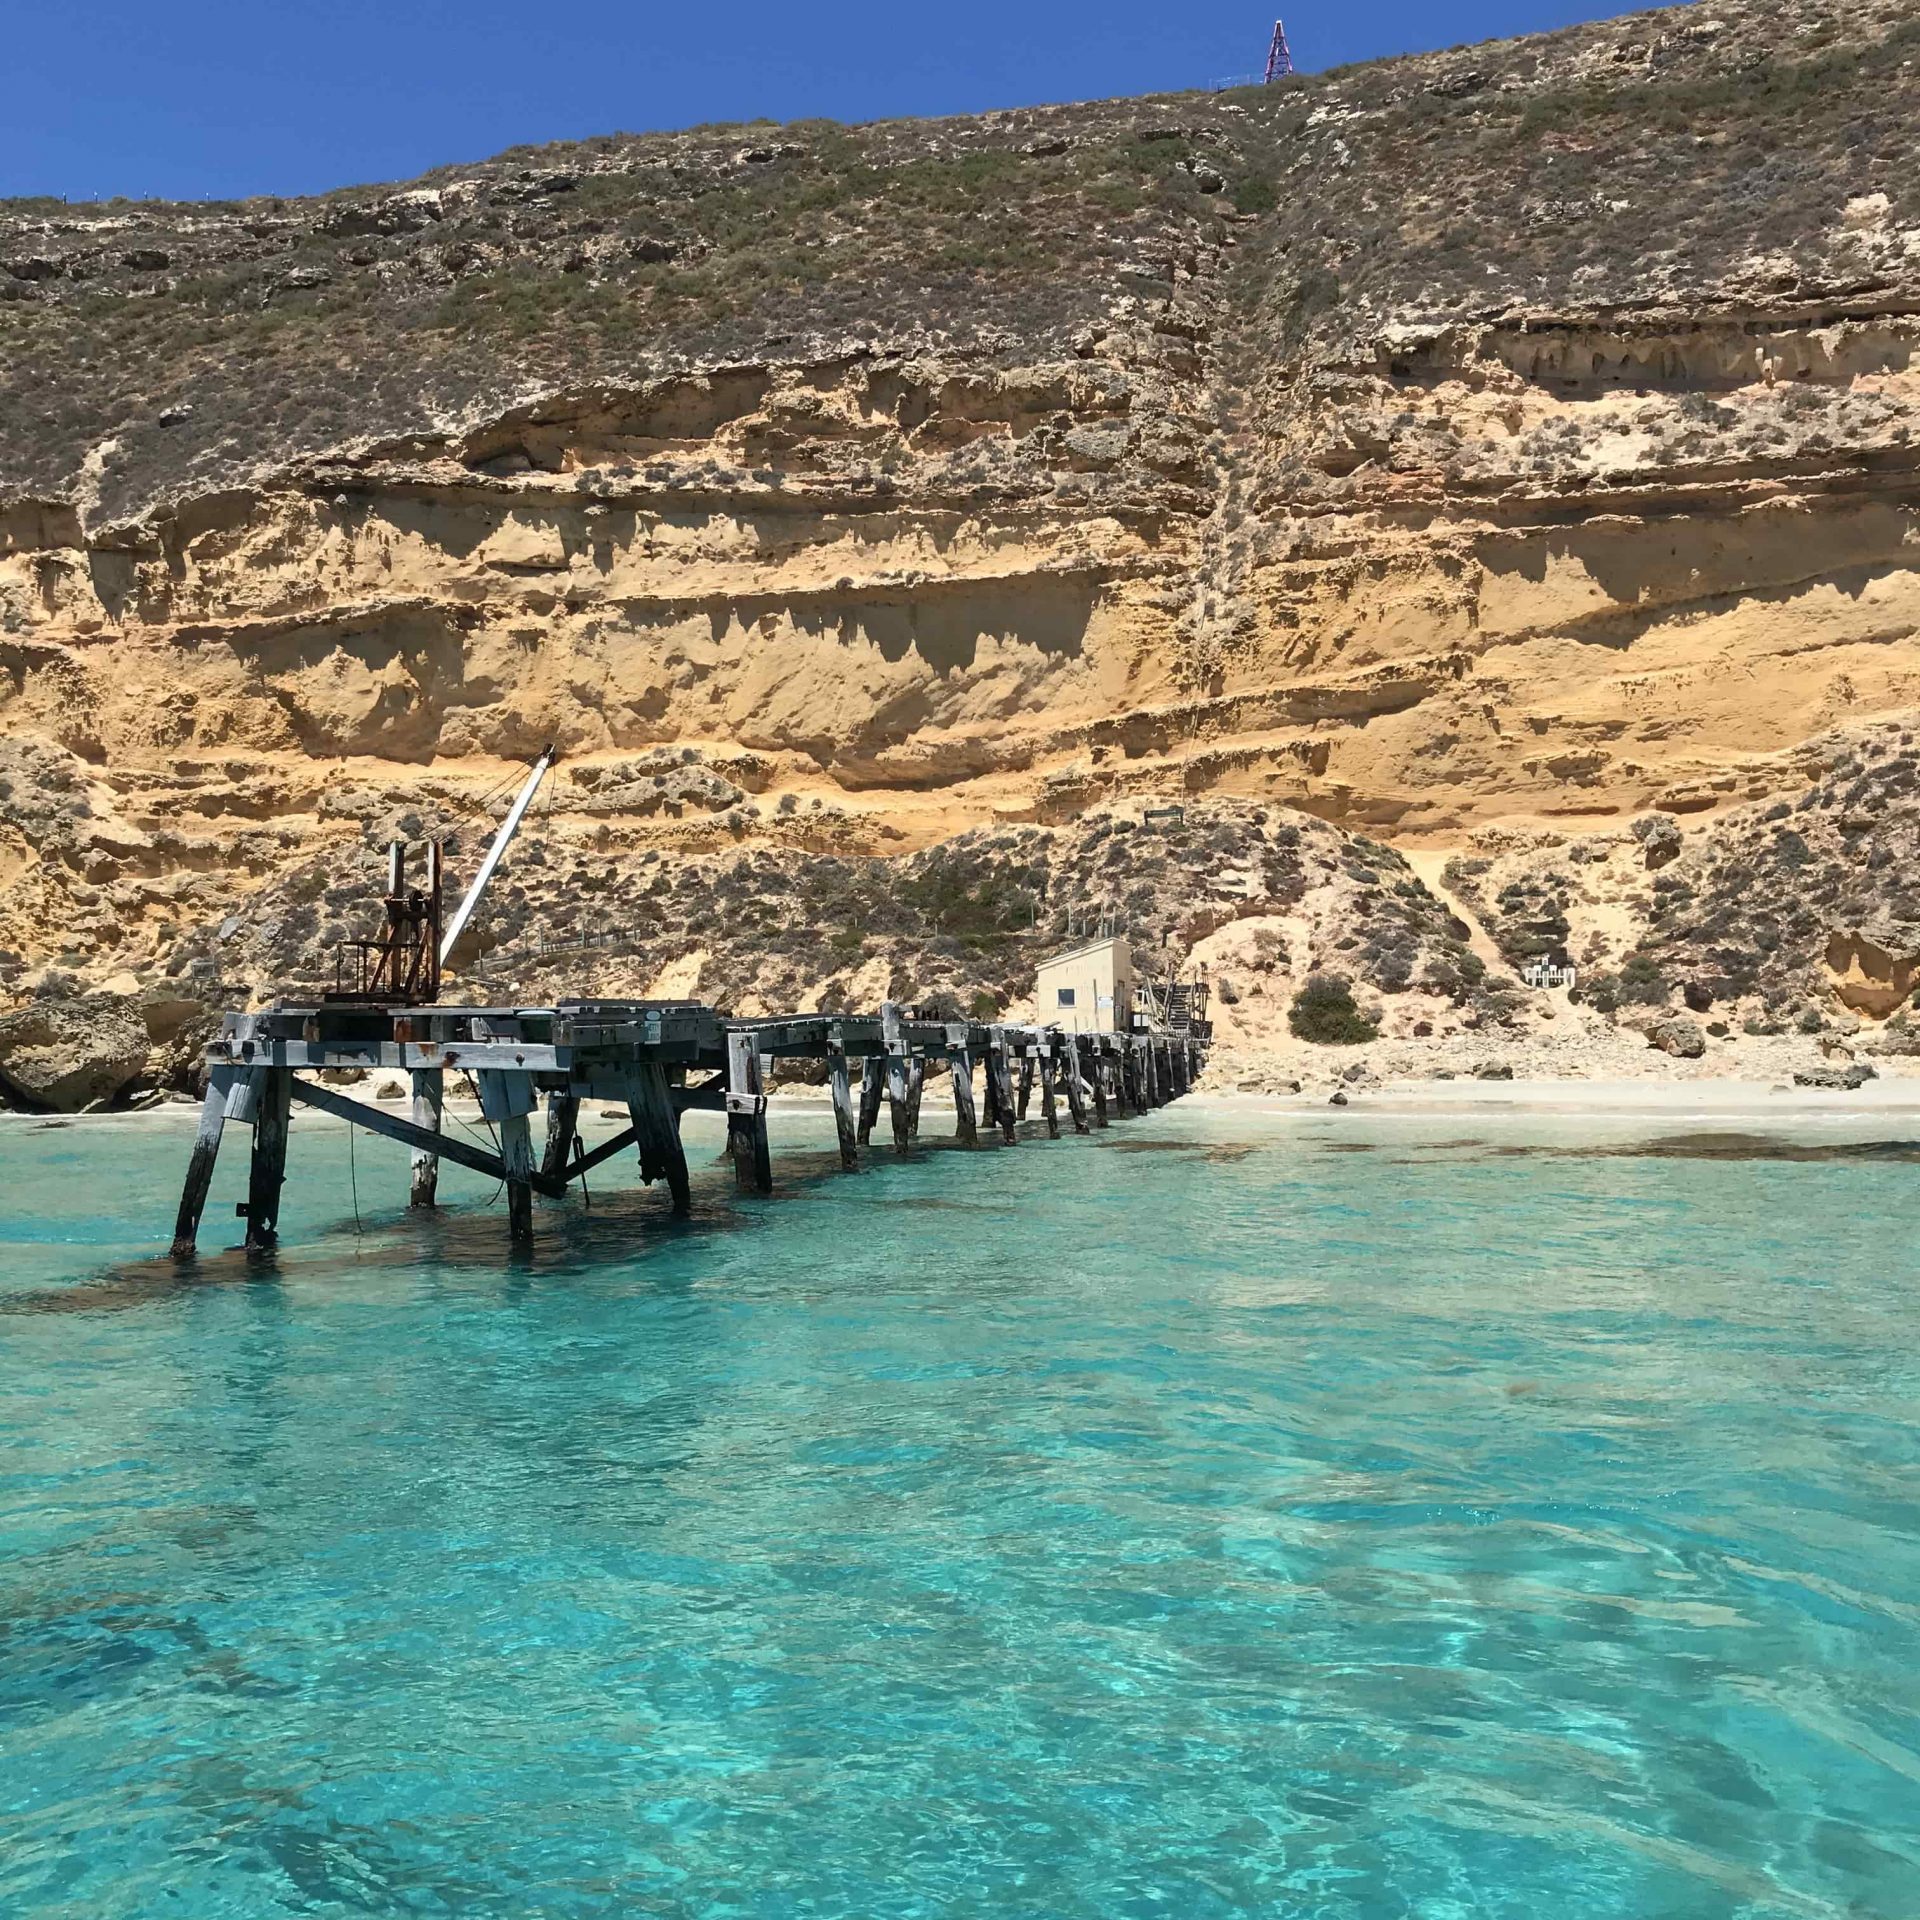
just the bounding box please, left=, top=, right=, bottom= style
left=882, top=1002, right=912, bottom=1154
left=857, top=1054, right=885, bottom=1147
left=1016, top=1052, right=1035, bottom=1120
left=827, top=1039, right=860, bottom=1170
left=1086, top=1038, right=1110, bottom=1129
left=886, top=1055, right=911, bottom=1154
left=1060, top=1037, right=1090, bottom=1135
left=500, top=1112, right=536, bottom=1242
left=948, top=1043, right=979, bottom=1146
left=477, top=1067, right=539, bottom=1243
left=726, top=1028, right=773, bottom=1194
left=170, top=1065, right=235, bottom=1257
left=1037, top=1048, right=1060, bottom=1140
left=906, top=1056, right=925, bottom=1142
left=628, top=1060, right=692, bottom=1214
left=989, top=1033, right=1018, bottom=1144
left=244, top=1066, right=292, bottom=1252
left=539, top=1091, right=579, bottom=1192
left=409, top=1067, right=443, bottom=1208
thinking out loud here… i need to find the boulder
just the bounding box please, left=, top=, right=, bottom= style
left=1472, top=1060, right=1514, bottom=1080
left=1647, top=1016, right=1707, bottom=1059
left=1632, top=812, right=1684, bottom=870
left=0, top=994, right=151, bottom=1111
left=1793, top=1062, right=1877, bottom=1091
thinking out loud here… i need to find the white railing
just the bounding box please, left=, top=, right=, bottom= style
left=1521, top=960, right=1578, bottom=990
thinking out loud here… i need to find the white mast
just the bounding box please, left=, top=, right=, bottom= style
left=439, top=746, right=557, bottom=970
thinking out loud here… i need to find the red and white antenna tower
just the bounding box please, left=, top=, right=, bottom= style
left=1264, top=19, right=1295, bottom=82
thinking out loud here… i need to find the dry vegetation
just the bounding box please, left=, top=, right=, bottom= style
left=7, top=0, right=1916, bottom=521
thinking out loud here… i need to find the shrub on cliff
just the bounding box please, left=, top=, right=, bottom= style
left=1288, top=974, right=1378, bottom=1045
left=1578, top=949, right=1667, bottom=1016
left=1616, top=951, right=1670, bottom=1006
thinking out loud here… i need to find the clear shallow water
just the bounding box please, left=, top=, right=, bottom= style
left=2, top=1105, right=1918, bottom=1918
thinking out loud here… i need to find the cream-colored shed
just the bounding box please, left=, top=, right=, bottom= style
left=1033, top=935, right=1134, bottom=1033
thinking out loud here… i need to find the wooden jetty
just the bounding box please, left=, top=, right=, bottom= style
left=166, top=756, right=1206, bottom=1256
left=169, top=999, right=1208, bottom=1257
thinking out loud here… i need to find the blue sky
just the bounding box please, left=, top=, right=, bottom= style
left=6, top=1, right=1649, bottom=202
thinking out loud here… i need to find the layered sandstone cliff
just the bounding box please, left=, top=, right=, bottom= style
left=2, top=0, right=1917, bottom=1103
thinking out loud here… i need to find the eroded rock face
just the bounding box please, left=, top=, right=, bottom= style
left=1825, top=930, right=1920, bottom=1019
left=1, top=0, right=1918, bottom=1056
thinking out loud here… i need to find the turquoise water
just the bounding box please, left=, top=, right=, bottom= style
left=2, top=1104, right=1918, bottom=1918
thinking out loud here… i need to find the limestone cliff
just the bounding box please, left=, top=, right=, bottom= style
left=2, top=0, right=1918, bottom=1102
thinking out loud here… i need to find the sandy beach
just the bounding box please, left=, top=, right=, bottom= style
left=17, top=1069, right=1920, bottom=1133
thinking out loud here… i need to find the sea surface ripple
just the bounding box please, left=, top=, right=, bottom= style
left=1, top=1105, right=1916, bottom=1917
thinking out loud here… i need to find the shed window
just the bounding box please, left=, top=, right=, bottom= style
left=1056, top=987, right=1077, bottom=1008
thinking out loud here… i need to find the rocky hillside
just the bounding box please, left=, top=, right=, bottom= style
left=1451, top=718, right=1920, bottom=1026
left=3, top=0, right=1919, bottom=1104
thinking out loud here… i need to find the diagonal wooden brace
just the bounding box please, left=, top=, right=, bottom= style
left=285, top=1077, right=566, bottom=1198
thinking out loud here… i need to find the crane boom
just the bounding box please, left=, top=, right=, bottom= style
left=439, top=746, right=557, bottom=970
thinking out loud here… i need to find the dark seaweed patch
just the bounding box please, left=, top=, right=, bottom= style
left=1105, top=1139, right=1259, bottom=1164
left=1410, top=1133, right=1920, bottom=1165
left=1611, top=1133, right=1920, bottom=1163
